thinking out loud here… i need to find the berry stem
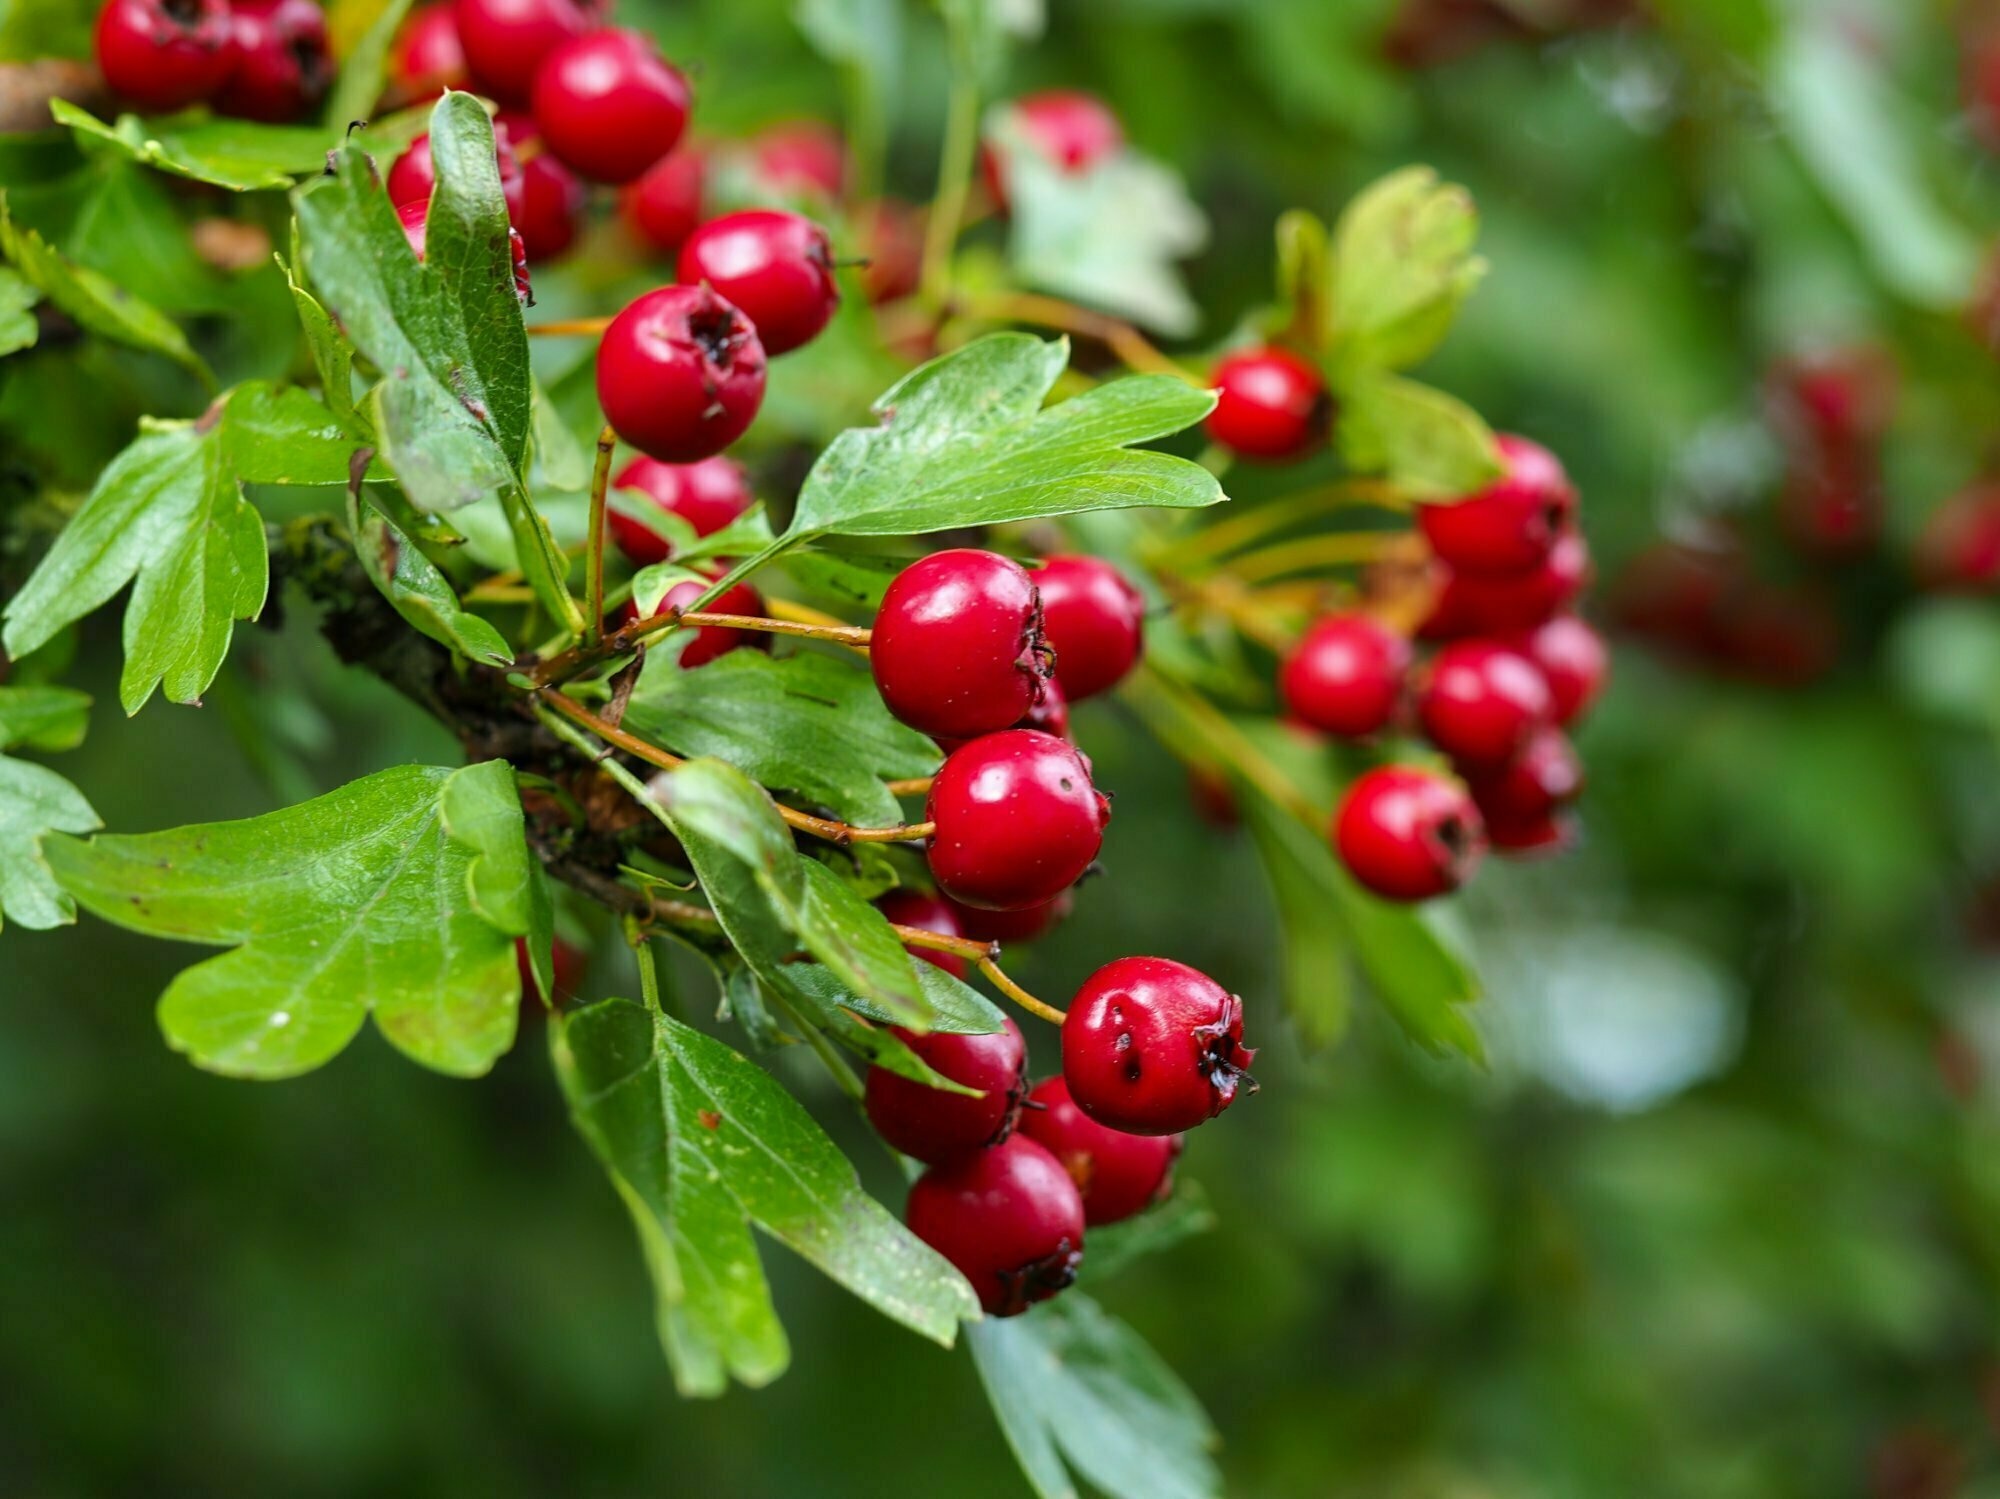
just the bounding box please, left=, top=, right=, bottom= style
left=675, top=611, right=872, bottom=649
left=919, top=1, right=980, bottom=308
left=584, top=424, right=616, bottom=647
left=528, top=605, right=870, bottom=687
left=1157, top=571, right=1298, bottom=654
left=963, top=290, right=1197, bottom=384
left=976, top=956, right=1066, bottom=1026
left=1152, top=479, right=1412, bottom=568
left=1227, top=530, right=1421, bottom=585
left=526, top=317, right=614, bottom=337
left=885, top=776, right=934, bottom=796
left=887, top=924, right=994, bottom=961
left=1124, top=664, right=1321, bottom=828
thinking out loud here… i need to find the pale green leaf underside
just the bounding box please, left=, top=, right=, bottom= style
left=0, top=755, right=101, bottom=932
left=0, top=684, right=91, bottom=754
left=1337, top=371, right=1501, bottom=501
left=1330, top=165, right=1487, bottom=372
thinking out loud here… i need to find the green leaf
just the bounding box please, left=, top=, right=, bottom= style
left=0, top=264, right=38, bottom=355
left=969, top=1292, right=1221, bottom=1499
left=553, top=999, right=980, bottom=1396
left=325, top=0, right=417, bottom=128
left=788, top=334, right=1222, bottom=539
left=625, top=650, right=939, bottom=827
left=42, top=762, right=533, bottom=1078
left=1, top=421, right=268, bottom=715
left=0, top=191, right=210, bottom=384
left=1076, top=1181, right=1216, bottom=1286
left=1329, top=165, right=1487, bottom=371
left=281, top=239, right=359, bottom=427
left=51, top=99, right=341, bottom=193
left=1333, top=864, right=1482, bottom=1062
left=1240, top=793, right=1352, bottom=1051
left=1266, top=209, right=1330, bottom=349
left=347, top=484, right=513, bottom=666
left=221, top=382, right=381, bottom=485
left=0, top=754, right=100, bottom=933
left=1337, top=370, right=1501, bottom=500
left=0, top=684, right=91, bottom=753
left=784, top=955, right=1007, bottom=1035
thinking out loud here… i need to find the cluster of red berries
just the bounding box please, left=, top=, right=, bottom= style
left=94, top=0, right=331, bottom=123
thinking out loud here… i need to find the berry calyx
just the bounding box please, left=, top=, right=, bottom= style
left=875, top=888, right=972, bottom=980
left=398, top=200, right=532, bottom=304
left=1511, top=614, right=1607, bottom=726
left=94, top=0, right=237, bottom=113
left=1467, top=725, right=1582, bottom=853
left=871, top=550, right=1052, bottom=740
left=645, top=578, right=771, bottom=670
left=1417, top=434, right=1577, bottom=576
left=926, top=730, right=1110, bottom=911
left=454, top=0, right=601, bottom=106
left=531, top=28, right=692, bottom=185
left=944, top=890, right=1072, bottom=946
left=212, top=0, right=331, bottom=123
left=1060, top=956, right=1254, bottom=1136
left=1416, top=640, right=1552, bottom=766
left=597, top=285, right=768, bottom=463
left=1206, top=347, right=1327, bottom=461
left=1279, top=613, right=1411, bottom=738
left=676, top=210, right=840, bottom=357
left=1333, top=765, right=1485, bottom=902
left=1031, top=555, right=1146, bottom=702
left=905, top=1135, right=1084, bottom=1317
left=623, top=149, right=706, bottom=257
left=864, top=1017, right=1027, bottom=1165
left=392, top=3, right=468, bottom=103
left=495, top=113, right=587, bottom=262
left=1019, top=1076, right=1182, bottom=1226
left=387, top=128, right=529, bottom=229
left=608, top=455, right=753, bottom=566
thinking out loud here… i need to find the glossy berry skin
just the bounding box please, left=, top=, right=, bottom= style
left=495, top=113, right=586, bottom=261
left=1061, top=957, right=1254, bottom=1137
left=1418, top=434, right=1577, bottom=576
left=927, top=731, right=1110, bottom=912
left=876, top=888, right=971, bottom=981
left=1417, top=640, right=1552, bottom=766
left=608, top=455, right=752, bottom=566
left=95, top=0, right=237, bottom=112
left=934, top=677, right=1070, bottom=758
left=1020, top=1076, right=1182, bottom=1226
left=623, top=150, right=705, bottom=257
left=872, top=550, right=1051, bottom=740
left=945, top=890, right=1071, bottom=946
left=455, top=0, right=601, bottom=106
left=905, top=1135, right=1084, bottom=1317
left=1511, top=614, right=1607, bottom=726
left=638, top=579, right=770, bottom=670
left=1424, top=530, right=1592, bottom=638
left=213, top=0, right=331, bottom=123
left=1206, top=347, right=1327, bottom=461
left=1032, top=555, right=1146, bottom=702
left=1280, top=614, right=1411, bottom=738
left=531, top=28, right=692, bottom=186
left=1335, top=765, right=1485, bottom=902
left=865, top=1017, right=1026, bottom=1165
left=677, top=210, right=839, bottom=357
left=1468, top=725, right=1582, bottom=854
left=597, top=285, right=767, bottom=463
left=398, top=200, right=532, bottom=302
left=388, top=129, right=529, bottom=228
left=393, top=4, right=468, bottom=102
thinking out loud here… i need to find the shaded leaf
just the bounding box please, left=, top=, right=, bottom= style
left=0, top=264, right=37, bottom=354
left=347, top=484, right=513, bottom=666
left=325, top=0, right=418, bottom=128
left=1240, top=793, right=1352, bottom=1051
left=0, top=685, right=99, bottom=933
left=0, top=684, right=91, bottom=754
left=1075, top=1181, right=1216, bottom=1286
left=222, top=381, right=383, bottom=485
left=1337, top=370, right=1500, bottom=500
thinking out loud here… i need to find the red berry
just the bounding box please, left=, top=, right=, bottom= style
left=1333, top=765, right=1485, bottom=902
left=1019, top=1076, right=1181, bottom=1226
left=747, top=120, right=846, bottom=198
left=1967, top=23, right=2000, bottom=152
left=876, top=888, right=971, bottom=981
left=1778, top=444, right=1882, bottom=560
left=936, top=677, right=1071, bottom=758
left=905, top=1135, right=1084, bottom=1317
left=398, top=199, right=532, bottom=303
left=1417, top=640, right=1552, bottom=766
left=1606, top=539, right=1740, bottom=649
left=926, top=730, right=1110, bottom=911
left=516, top=933, right=588, bottom=1006
left=623, top=149, right=705, bottom=257
left=1768, top=348, right=1897, bottom=448
left=1423, top=530, right=1591, bottom=637
left=94, top=0, right=237, bottom=112
left=454, top=0, right=601, bottom=106
left=496, top=113, right=587, bottom=261
left=1279, top=614, right=1411, bottom=738
left=388, top=128, right=529, bottom=228
left=1031, top=555, right=1145, bottom=701
left=644, top=578, right=770, bottom=670
left=981, top=90, right=1124, bottom=209
left=1417, top=434, right=1577, bottom=576
left=597, top=285, right=767, bottom=463
left=944, top=890, right=1071, bottom=945
left=212, top=0, right=330, bottom=123
left=608, top=455, right=753, bottom=566
left=1710, top=582, right=1841, bottom=688
left=871, top=550, right=1052, bottom=740
left=1916, top=483, right=2000, bottom=592
left=865, top=1017, right=1026, bottom=1164
left=1467, top=725, right=1582, bottom=854
left=1060, top=956, right=1253, bottom=1136
left=531, top=28, right=691, bottom=186
left=1206, top=347, right=1327, bottom=461
left=1510, top=614, right=1607, bottom=726
left=677, top=210, right=839, bottom=357
left=857, top=199, right=925, bottom=305
left=393, top=3, right=467, bottom=102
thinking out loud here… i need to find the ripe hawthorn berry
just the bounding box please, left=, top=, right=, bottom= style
left=94, top=0, right=237, bottom=112
left=677, top=210, right=839, bottom=357
left=747, top=120, right=846, bottom=198
left=1511, top=614, right=1607, bottom=726
left=388, top=128, right=529, bottom=228
left=1061, top=956, right=1254, bottom=1136
left=392, top=3, right=467, bottom=103
left=944, top=889, right=1072, bottom=945
left=608, top=455, right=753, bottom=566
left=1768, top=348, right=1897, bottom=448
left=871, top=550, right=1052, bottom=741
left=1468, top=725, right=1582, bottom=853
left=1020, top=1075, right=1182, bottom=1226
left=864, top=1017, right=1027, bottom=1165
left=624, top=149, right=706, bottom=257
left=1334, top=765, right=1485, bottom=902
left=926, top=730, right=1110, bottom=912
left=597, top=285, right=767, bottom=463
left=212, top=0, right=331, bottom=123
left=1915, top=483, right=2000, bottom=592
left=398, top=200, right=532, bottom=303
left=1032, top=555, right=1146, bottom=701
left=1418, top=434, right=1577, bottom=576
left=455, top=0, right=602, bottom=106
left=1279, top=613, right=1411, bottom=738
left=1423, top=529, right=1592, bottom=638
left=646, top=577, right=771, bottom=670
left=876, top=888, right=972, bottom=980
left=905, top=1135, right=1084, bottom=1317
left=981, top=89, right=1124, bottom=209
left=1206, top=347, right=1327, bottom=461
left=935, top=677, right=1070, bottom=758
left=496, top=113, right=587, bottom=261
left=1417, top=640, right=1552, bottom=766
left=531, top=28, right=692, bottom=185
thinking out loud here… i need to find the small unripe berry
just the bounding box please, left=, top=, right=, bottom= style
left=94, top=0, right=236, bottom=112
left=944, top=890, right=1072, bottom=946
left=388, top=128, right=529, bottom=228
left=1334, top=765, right=1485, bottom=902
left=608, top=455, right=753, bottom=566
left=398, top=200, right=532, bottom=303
left=1279, top=614, right=1411, bottom=738
left=1020, top=1076, right=1182, bottom=1226
left=1417, top=434, right=1577, bottom=576
left=926, top=731, right=1110, bottom=912
left=597, top=285, right=767, bottom=462
left=864, top=1017, right=1026, bottom=1164
left=1468, top=725, right=1582, bottom=854
left=1061, top=956, right=1254, bottom=1136
left=623, top=149, right=706, bottom=257
left=905, top=1135, right=1084, bottom=1317
left=875, top=888, right=971, bottom=981
left=1417, top=640, right=1552, bottom=766
left=648, top=578, right=770, bottom=670
left=1206, top=347, right=1327, bottom=461
left=677, top=210, right=839, bottom=357
left=1511, top=614, right=1607, bottom=726
left=1032, top=555, right=1145, bottom=702
left=213, top=0, right=331, bottom=123
left=531, top=28, right=691, bottom=185
left=496, top=113, right=587, bottom=262
left=455, top=0, right=602, bottom=106
left=393, top=4, right=468, bottom=103
left=871, top=550, right=1051, bottom=740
